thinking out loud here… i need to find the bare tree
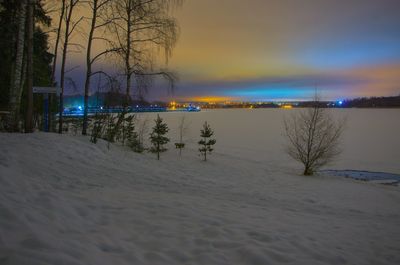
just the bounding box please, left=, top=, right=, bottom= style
left=176, top=114, right=189, bottom=156
left=82, top=0, right=116, bottom=135
left=49, top=0, right=65, bottom=83
left=48, top=0, right=65, bottom=131
left=58, top=0, right=83, bottom=134
left=109, top=0, right=182, bottom=104
left=102, top=0, right=182, bottom=141
left=284, top=99, right=345, bottom=175
left=8, top=0, right=27, bottom=131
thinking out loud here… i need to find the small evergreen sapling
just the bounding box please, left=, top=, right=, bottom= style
left=149, top=115, right=169, bottom=160
left=198, top=121, right=216, bottom=161
left=90, top=113, right=108, bottom=144
left=123, top=115, right=143, bottom=153
left=133, top=116, right=149, bottom=153
left=123, top=115, right=136, bottom=145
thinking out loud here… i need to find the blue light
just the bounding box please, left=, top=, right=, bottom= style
left=225, top=86, right=317, bottom=101
left=78, top=106, right=82, bottom=110
left=338, top=101, right=343, bottom=105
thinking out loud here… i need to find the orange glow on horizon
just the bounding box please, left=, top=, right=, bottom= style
left=187, top=96, right=234, bottom=103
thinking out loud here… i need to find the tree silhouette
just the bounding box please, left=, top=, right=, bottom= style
left=284, top=98, right=345, bottom=175
left=198, top=121, right=216, bottom=161
left=149, top=114, right=169, bottom=160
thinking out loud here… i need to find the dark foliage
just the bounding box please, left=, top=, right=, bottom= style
left=0, top=0, right=52, bottom=116
left=149, top=115, right=169, bottom=160
left=339, top=95, right=400, bottom=108
left=198, top=121, right=216, bottom=161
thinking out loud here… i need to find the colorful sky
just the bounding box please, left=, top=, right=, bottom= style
left=62, top=0, right=400, bottom=102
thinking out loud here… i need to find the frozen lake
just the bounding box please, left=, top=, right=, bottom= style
left=137, top=108, right=400, bottom=174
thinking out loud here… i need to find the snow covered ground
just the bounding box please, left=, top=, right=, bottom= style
left=0, top=109, right=400, bottom=265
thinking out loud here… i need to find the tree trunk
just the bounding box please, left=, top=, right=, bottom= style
left=59, top=0, right=75, bottom=134
left=50, top=0, right=65, bottom=132
left=125, top=0, right=132, bottom=106
left=9, top=0, right=27, bottom=132
left=25, top=0, right=34, bottom=133
left=51, top=1, right=65, bottom=84
left=204, top=137, right=207, bottom=161
left=303, top=166, right=312, bottom=176
left=82, top=0, right=98, bottom=135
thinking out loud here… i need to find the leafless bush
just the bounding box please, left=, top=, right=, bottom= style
left=284, top=102, right=345, bottom=175
left=175, top=114, right=190, bottom=156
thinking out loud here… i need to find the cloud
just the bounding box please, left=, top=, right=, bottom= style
left=162, top=63, right=400, bottom=101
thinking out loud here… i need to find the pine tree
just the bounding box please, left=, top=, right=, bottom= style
left=123, top=115, right=135, bottom=144
left=129, top=132, right=144, bottom=153
left=125, top=115, right=144, bottom=153
left=198, top=121, right=216, bottom=161
left=149, top=114, right=169, bottom=160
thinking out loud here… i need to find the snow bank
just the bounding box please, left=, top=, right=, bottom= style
left=1, top=132, right=400, bottom=265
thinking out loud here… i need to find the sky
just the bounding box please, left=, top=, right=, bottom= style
left=61, top=0, right=400, bottom=102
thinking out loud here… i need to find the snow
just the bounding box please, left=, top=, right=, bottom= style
left=1, top=109, right=400, bottom=265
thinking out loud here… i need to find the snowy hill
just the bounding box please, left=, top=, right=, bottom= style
left=0, top=133, right=399, bottom=265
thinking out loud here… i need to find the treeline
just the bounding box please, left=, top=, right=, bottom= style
left=0, top=0, right=183, bottom=133
left=340, top=95, right=400, bottom=108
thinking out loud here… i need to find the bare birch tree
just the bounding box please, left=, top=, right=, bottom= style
left=47, top=0, right=65, bottom=131
left=102, top=0, right=182, bottom=141
left=58, top=0, right=83, bottom=134
left=49, top=0, right=65, bottom=84
left=82, top=0, right=116, bottom=135
left=109, top=0, right=183, bottom=104
left=284, top=99, right=345, bottom=175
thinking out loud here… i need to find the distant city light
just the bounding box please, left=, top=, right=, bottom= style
left=281, top=105, right=293, bottom=109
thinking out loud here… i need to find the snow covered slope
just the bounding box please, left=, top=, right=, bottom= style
left=0, top=133, right=399, bottom=265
